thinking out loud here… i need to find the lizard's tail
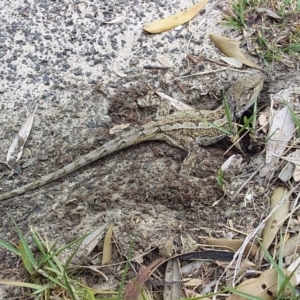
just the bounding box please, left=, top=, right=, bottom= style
left=0, top=128, right=156, bottom=201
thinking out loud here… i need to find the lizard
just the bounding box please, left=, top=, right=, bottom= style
left=0, top=76, right=264, bottom=202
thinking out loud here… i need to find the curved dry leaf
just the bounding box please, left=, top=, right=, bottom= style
left=258, top=113, right=269, bottom=133
left=6, top=107, right=36, bottom=166
left=183, top=278, right=203, bottom=287
left=209, top=34, right=261, bottom=70
left=287, top=256, right=300, bottom=285
left=124, top=258, right=165, bottom=300
left=256, top=187, right=290, bottom=265
left=293, top=158, right=300, bottom=181
left=279, top=149, right=300, bottom=182
left=216, top=259, right=256, bottom=272
left=205, top=238, right=257, bottom=257
left=220, top=56, right=243, bottom=68
left=281, top=150, right=300, bottom=166
left=77, top=223, right=108, bottom=258
left=163, top=259, right=181, bottom=300
left=102, top=224, right=113, bottom=265
left=256, top=7, right=283, bottom=19
left=143, top=0, right=208, bottom=33
left=181, top=261, right=209, bottom=276
left=227, top=268, right=297, bottom=300
left=275, top=233, right=300, bottom=258
left=278, top=156, right=295, bottom=182
left=221, top=154, right=243, bottom=173
left=266, top=106, right=295, bottom=164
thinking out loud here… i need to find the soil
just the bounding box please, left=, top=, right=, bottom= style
left=0, top=0, right=300, bottom=298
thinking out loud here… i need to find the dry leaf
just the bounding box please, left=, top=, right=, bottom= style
left=279, top=150, right=300, bottom=182
left=261, top=104, right=295, bottom=178
left=205, top=238, right=257, bottom=257
left=137, top=287, right=152, bottom=300
left=163, top=259, right=181, bottom=300
left=221, top=154, right=243, bottom=173
left=258, top=113, right=269, bottom=133
left=143, top=0, right=208, bottom=33
left=220, top=56, right=243, bottom=68
left=293, top=156, right=300, bottom=181
left=181, top=261, right=211, bottom=276
left=124, top=258, right=165, bottom=300
left=6, top=107, right=36, bottom=165
left=265, top=106, right=295, bottom=164
left=209, top=34, right=262, bottom=70
left=278, top=154, right=295, bottom=182
left=102, top=224, right=113, bottom=265
left=287, top=256, right=300, bottom=284
left=280, top=151, right=300, bottom=165
left=77, top=224, right=108, bottom=258
left=183, top=278, right=203, bottom=287
left=256, top=7, right=283, bottom=19
left=227, top=268, right=297, bottom=300
left=275, top=233, right=300, bottom=258
left=103, top=16, right=124, bottom=24
left=216, top=259, right=257, bottom=272
left=256, top=187, right=290, bottom=265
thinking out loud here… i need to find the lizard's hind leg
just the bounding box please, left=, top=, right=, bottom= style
left=155, top=133, right=199, bottom=178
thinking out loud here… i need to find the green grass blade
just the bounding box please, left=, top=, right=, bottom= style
left=216, top=169, right=225, bottom=190
left=38, top=246, right=61, bottom=271
left=226, top=287, right=266, bottom=300
left=18, top=242, right=35, bottom=275
left=38, top=234, right=87, bottom=267
left=223, top=92, right=234, bottom=134
left=204, top=119, right=232, bottom=135
left=30, top=227, right=47, bottom=255
left=117, top=238, right=136, bottom=299
left=82, top=288, right=96, bottom=300
left=36, top=268, right=69, bottom=290
left=51, top=254, right=65, bottom=274
left=258, top=240, right=297, bottom=297
left=43, top=265, right=64, bottom=277
left=9, top=216, right=37, bottom=270
left=32, top=285, right=50, bottom=299
left=284, top=100, right=300, bottom=136
left=0, top=279, right=44, bottom=290
left=281, top=43, right=300, bottom=52
left=0, top=238, right=21, bottom=256
left=30, top=228, right=61, bottom=272
left=62, top=240, right=85, bottom=300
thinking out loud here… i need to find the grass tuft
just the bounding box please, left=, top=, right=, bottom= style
left=223, top=0, right=300, bottom=63
left=0, top=216, right=119, bottom=299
